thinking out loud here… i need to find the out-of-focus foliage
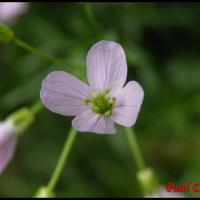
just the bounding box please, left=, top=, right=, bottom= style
left=0, top=2, right=200, bottom=197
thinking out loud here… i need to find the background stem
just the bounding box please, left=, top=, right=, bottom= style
left=13, top=37, right=62, bottom=64
left=82, top=3, right=102, bottom=35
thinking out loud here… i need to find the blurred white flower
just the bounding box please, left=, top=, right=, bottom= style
left=0, top=120, right=17, bottom=174
left=145, top=187, right=185, bottom=198
left=0, top=2, right=28, bottom=23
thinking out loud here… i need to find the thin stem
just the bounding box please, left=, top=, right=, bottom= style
left=82, top=3, right=102, bottom=34
left=13, top=37, right=63, bottom=64
left=30, top=101, right=44, bottom=115
left=124, top=127, right=145, bottom=171
left=13, top=36, right=85, bottom=70
left=47, top=127, right=77, bottom=192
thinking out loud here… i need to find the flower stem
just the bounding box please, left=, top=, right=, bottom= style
left=124, top=127, right=160, bottom=196
left=47, top=127, right=77, bottom=192
left=30, top=101, right=44, bottom=115
left=124, top=127, right=145, bottom=171
left=13, top=37, right=62, bottom=65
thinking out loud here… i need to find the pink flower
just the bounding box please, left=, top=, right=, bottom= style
left=0, top=2, right=28, bottom=24
left=40, top=41, right=144, bottom=134
left=0, top=120, right=17, bottom=174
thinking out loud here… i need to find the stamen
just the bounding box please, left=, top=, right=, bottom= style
left=109, top=97, right=116, bottom=105
left=92, top=92, right=99, bottom=99
left=104, top=88, right=110, bottom=95
left=84, top=89, right=116, bottom=117
left=92, top=106, right=99, bottom=113
left=104, top=110, right=111, bottom=116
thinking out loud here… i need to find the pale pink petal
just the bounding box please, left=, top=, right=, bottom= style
left=111, top=81, right=144, bottom=127
left=72, top=108, right=116, bottom=134
left=0, top=120, right=17, bottom=174
left=40, top=71, right=93, bottom=116
left=87, top=40, right=127, bottom=92
left=0, top=120, right=15, bottom=147
left=0, top=3, right=28, bottom=23
left=0, top=135, right=17, bottom=174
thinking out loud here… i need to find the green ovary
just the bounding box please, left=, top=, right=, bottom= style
left=84, top=90, right=115, bottom=116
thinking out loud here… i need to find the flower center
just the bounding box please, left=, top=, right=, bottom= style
left=84, top=89, right=115, bottom=116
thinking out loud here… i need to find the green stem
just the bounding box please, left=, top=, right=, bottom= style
left=47, top=127, right=77, bottom=192
left=124, top=127, right=145, bottom=171
left=82, top=3, right=102, bottom=34
left=13, top=36, right=84, bottom=70
left=13, top=37, right=62, bottom=64
left=30, top=101, right=44, bottom=115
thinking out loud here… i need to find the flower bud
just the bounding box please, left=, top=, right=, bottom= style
left=0, top=22, right=14, bottom=44
left=8, top=107, right=34, bottom=135
left=137, top=168, right=160, bottom=196
left=34, top=186, right=55, bottom=198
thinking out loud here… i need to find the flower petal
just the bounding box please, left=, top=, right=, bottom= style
left=87, top=40, right=127, bottom=92
left=40, top=71, right=92, bottom=116
left=0, top=3, right=28, bottom=23
left=111, top=81, right=144, bottom=127
left=72, top=108, right=116, bottom=134
left=0, top=136, right=17, bottom=174
left=0, top=120, right=15, bottom=147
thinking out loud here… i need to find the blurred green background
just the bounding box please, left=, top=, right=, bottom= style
left=0, top=2, right=200, bottom=197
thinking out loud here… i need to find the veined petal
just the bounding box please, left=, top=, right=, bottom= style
left=87, top=40, right=127, bottom=92
left=72, top=109, right=116, bottom=134
left=0, top=136, right=17, bottom=174
left=40, top=71, right=92, bottom=116
left=111, top=81, right=144, bottom=127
